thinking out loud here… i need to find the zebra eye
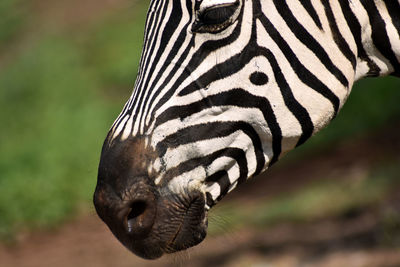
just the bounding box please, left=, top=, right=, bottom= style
left=192, top=1, right=240, bottom=33
left=201, top=5, right=237, bottom=25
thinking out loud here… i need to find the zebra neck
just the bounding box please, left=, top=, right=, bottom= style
left=352, top=0, right=400, bottom=79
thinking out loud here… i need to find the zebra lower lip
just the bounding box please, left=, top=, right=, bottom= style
left=165, top=196, right=208, bottom=252
left=165, top=222, right=207, bottom=253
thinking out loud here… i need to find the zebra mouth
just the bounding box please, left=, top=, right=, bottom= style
left=126, top=192, right=208, bottom=259
left=164, top=195, right=208, bottom=253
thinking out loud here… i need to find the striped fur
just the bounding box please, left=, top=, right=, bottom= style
left=105, top=0, right=400, bottom=209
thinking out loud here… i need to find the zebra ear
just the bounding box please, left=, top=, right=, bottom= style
left=192, top=0, right=241, bottom=33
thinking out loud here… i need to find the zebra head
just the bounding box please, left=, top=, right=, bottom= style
left=94, top=0, right=399, bottom=259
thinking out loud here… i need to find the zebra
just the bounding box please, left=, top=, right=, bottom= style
left=93, top=0, right=400, bottom=259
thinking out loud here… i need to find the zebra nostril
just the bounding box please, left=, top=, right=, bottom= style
left=125, top=199, right=156, bottom=237
left=127, top=201, right=146, bottom=227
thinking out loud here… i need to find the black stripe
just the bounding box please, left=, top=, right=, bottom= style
left=130, top=0, right=171, bottom=124
left=383, top=0, right=400, bottom=76
left=111, top=103, right=131, bottom=138
left=272, top=0, right=349, bottom=87
left=206, top=192, right=214, bottom=207
left=126, top=0, right=166, bottom=124
left=258, top=14, right=341, bottom=115
left=137, top=0, right=165, bottom=79
left=148, top=3, right=245, bottom=122
left=207, top=171, right=231, bottom=202
left=160, top=147, right=247, bottom=197
left=361, top=0, right=400, bottom=76
left=204, top=148, right=248, bottom=200
left=162, top=87, right=309, bottom=151
left=205, top=170, right=227, bottom=183
left=111, top=0, right=162, bottom=130
left=321, top=0, right=357, bottom=69
left=262, top=48, right=314, bottom=146
left=136, top=0, right=185, bottom=131
left=384, top=1, right=400, bottom=37
left=156, top=121, right=266, bottom=170
left=301, top=0, right=323, bottom=29
left=156, top=89, right=280, bottom=169
left=338, top=0, right=381, bottom=76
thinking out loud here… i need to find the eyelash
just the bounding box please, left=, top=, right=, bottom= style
left=192, top=2, right=240, bottom=33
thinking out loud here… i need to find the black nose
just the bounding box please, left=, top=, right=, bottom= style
left=121, top=194, right=157, bottom=238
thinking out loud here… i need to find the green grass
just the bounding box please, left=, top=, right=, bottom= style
left=0, top=0, right=400, bottom=240
left=80, top=3, right=147, bottom=91
left=0, top=2, right=148, bottom=239
left=0, top=36, right=114, bottom=238
left=0, top=0, right=26, bottom=47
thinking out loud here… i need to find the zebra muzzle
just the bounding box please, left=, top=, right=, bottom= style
left=94, top=176, right=208, bottom=259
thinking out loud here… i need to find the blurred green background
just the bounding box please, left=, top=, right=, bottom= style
left=0, top=0, right=399, bottom=260
left=0, top=0, right=148, bottom=239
